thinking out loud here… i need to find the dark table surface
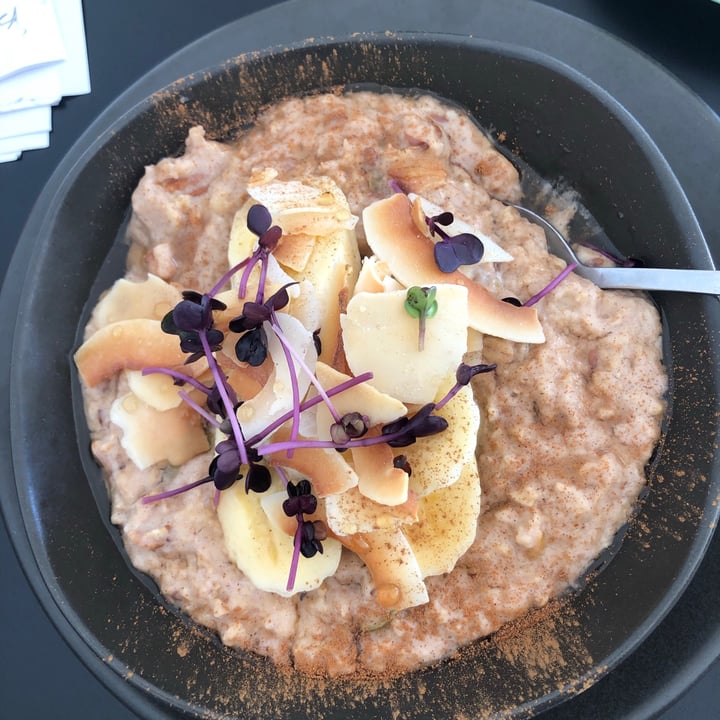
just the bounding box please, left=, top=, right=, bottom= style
left=1, top=1, right=719, bottom=718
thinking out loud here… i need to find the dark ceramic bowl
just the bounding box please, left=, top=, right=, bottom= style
left=4, top=33, right=720, bottom=720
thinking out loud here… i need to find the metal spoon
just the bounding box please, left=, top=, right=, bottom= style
left=508, top=203, right=720, bottom=294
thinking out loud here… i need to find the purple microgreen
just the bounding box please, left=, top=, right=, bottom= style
left=244, top=371, right=374, bottom=447
left=198, top=329, right=249, bottom=467
left=524, top=261, right=578, bottom=307
left=229, top=283, right=296, bottom=333
left=576, top=241, right=643, bottom=268
left=330, top=412, right=369, bottom=445
left=380, top=402, right=448, bottom=447
left=209, top=442, right=242, bottom=491
left=178, top=389, right=222, bottom=428
left=404, top=286, right=438, bottom=351
left=237, top=204, right=284, bottom=300
left=142, top=475, right=214, bottom=504
left=435, top=362, right=497, bottom=411
left=389, top=178, right=405, bottom=194
left=426, top=212, right=484, bottom=273
left=257, top=403, right=448, bottom=457
left=501, top=296, right=523, bottom=307
left=208, top=256, right=251, bottom=298
left=282, top=478, right=324, bottom=592
left=393, top=454, right=412, bottom=475
left=234, top=326, right=268, bottom=366
left=245, top=463, right=272, bottom=493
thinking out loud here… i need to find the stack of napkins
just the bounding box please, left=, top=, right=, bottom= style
left=0, top=0, right=90, bottom=163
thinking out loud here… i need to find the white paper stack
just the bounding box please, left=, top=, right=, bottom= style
left=0, top=0, right=90, bottom=163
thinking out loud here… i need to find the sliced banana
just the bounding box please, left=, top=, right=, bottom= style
left=325, top=485, right=418, bottom=536
left=217, top=473, right=342, bottom=597
left=402, top=384, right=480, bottom=497
left=403, top=460, right=481, bottom=578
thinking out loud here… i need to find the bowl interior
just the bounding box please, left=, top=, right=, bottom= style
left=10, top=34, right=720, bottom=720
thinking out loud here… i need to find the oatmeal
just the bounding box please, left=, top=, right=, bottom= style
left=75, top=91, right=666, bottom=676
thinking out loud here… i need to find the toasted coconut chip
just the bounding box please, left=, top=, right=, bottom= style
left=90, top=273, right=181, bottom=328
left=340, top=286, right=468, bottom=405
left=274, top=232, right=317, bottom=272
left=387, top=147, right=447, bottom=192
left=403, top=384, right=480, bottom=497
left=354, top=255, right=402, bottom=294
left=247, top=173, right=358, bottom=236
left=110, top=392, right=209, bottom=470
left=290, top=227, right=360, bottom=371
left=352, top=443, right=409, bottom=507
left=363, top=193, right=544, bottom=344
left=325, top=486, right=418, bottom=536
left=338, top=528, right=429, bottom=610
left=74, top=318, right=188, bottom=387
left=403, top=460, right=481, bottom=578
left=408, top=193, right=513, bottom=263
left=312, top=362, right=407, bottom=441
left=264, top=427, right=358, bottom=497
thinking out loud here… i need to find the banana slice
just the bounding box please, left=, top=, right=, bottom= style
left=403, top=460, right=481, bottom=578
left=402, top=384, right=480, bottom=497
left=217, top=474, right=342, bottom=597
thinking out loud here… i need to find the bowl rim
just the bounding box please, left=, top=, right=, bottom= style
left=2, top=29, right=719, bottom=720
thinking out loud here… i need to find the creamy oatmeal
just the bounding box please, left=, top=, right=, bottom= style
left=75, top=91, right=666, bottom=676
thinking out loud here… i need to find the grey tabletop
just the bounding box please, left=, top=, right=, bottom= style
left=1, top=1, right=718, bottom=718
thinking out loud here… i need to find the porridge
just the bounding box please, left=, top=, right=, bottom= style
left=74, top=91, right=666, bottom=677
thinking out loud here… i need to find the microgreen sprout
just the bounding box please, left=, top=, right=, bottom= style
left=404, top=285, right=438, bottom=351
left=426, top=211, right=484, bottom=273
left=238, top=204, right=283, bottom=302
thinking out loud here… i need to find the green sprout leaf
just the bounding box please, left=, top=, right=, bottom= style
left=404, top=286, right=438, bottom=351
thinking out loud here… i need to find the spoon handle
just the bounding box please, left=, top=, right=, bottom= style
left=576, top=266, right=720, bottom=294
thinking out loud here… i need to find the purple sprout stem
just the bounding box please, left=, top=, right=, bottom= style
left=178, top=389, right=221, bottom=428
left=208, top=256, right=251, bottom=298
left=524, top=262, right=578, bottom=307
left=199, top=329, right=249, bottom=467
left=286, top=519, right=303, bottom=592
left=141, top=366, right=211, bottom=394
left=434, top=383, right=461, bottom=412
left=271, top=316, right=342, bottom=424
left=142, top=476, right=213, bottom=504
left=255, top=253, right=270, bottom=304
left=269, top=314, right=302, bottom=455
left=244, top=372, right=373, bottom=447
left=258, top=431, right=400, bottom=458
left=238, top=251, right=262, bottom=299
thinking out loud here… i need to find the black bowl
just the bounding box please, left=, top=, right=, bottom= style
left=4, top=33, right=720, bottom=720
